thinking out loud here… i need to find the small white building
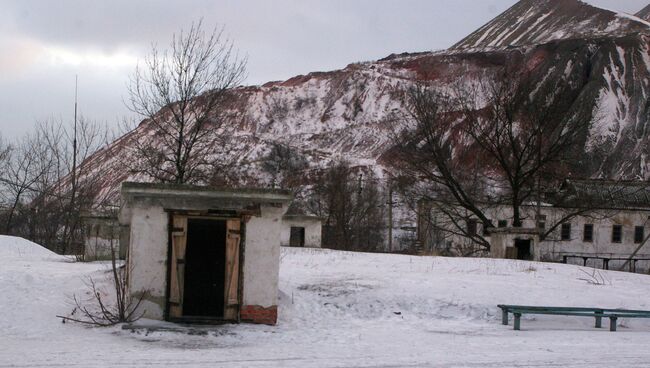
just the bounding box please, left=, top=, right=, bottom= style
left=80, top=211, right=120, bottom=261
left=281, top=212, right=322, bottom=248
left=119, top=182, right=292, bottom=325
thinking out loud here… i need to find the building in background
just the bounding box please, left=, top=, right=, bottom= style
left=418, top=180, right=650, bottom=272
left=281, top=206, right=322, bottom=248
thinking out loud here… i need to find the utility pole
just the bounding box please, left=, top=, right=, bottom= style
left=72, top=75, right=78, bottom=190
left=387, top=179, right=393, bottom=253
left=62, top=75, right=79, bottom=254
left=356, top=173, right=363, bottom=250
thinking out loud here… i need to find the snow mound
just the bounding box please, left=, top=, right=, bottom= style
left=279, top=247, right=650, bottom=326
left=4, top=245, right=650, bottom=366
left=0, top=235, right=61, bottom=261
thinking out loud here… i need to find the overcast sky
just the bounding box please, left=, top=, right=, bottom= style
left=0, top=0, right=647, bottom=138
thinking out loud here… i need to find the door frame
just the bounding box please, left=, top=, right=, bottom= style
left=164, top=211, right=245, bottom=323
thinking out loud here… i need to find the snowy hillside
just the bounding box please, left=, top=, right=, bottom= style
left=635, top=4, right=650, bottom=22
left=71, top=0, right=650, bottom=208
left=452, top=0, right=650, bottom=50
left=3, top=238, right=650, bottom=367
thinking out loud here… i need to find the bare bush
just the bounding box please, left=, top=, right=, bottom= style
left=57, top=244, right=145, bottom=326
left=578, top=268, right=611, bottom=286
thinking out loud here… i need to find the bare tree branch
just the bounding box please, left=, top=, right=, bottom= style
left=125, top=19, right=247, bottom=184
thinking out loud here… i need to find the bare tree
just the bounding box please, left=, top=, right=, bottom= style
left=126, top=19, right=247, bottom=184
left=0, top=134, right=9, bottom=164
left=308, top=162, right=385, bottom=251
left=0, top=134, right=52, bottom=235
left=262, top=142, right=308, bottom=189
left=395, top=68, right=593, bottom=253
left=0, top=118, right=111, bottom=254
left=32, top=118, right=110, bottom=253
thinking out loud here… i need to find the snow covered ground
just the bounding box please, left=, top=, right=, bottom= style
left=3, top=235, right=650, bottom=367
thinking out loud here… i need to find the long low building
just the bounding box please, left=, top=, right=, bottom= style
left=418, top=180, right=650, bottom=272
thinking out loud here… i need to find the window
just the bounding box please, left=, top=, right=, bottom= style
left=635, top=226, right=645, bottom=244
left=583, top=224, right=594, bottom=242
left=467, top=219, right=477, bottom=236
left=561, top=223, right=571, bottom=241
left=612, top=225, right=622, bottom=243
left=483, top=219, right=491, bottom=235
left=498, top=220, right=507, bottom=228
left=536, top=215, right=546, bottom=228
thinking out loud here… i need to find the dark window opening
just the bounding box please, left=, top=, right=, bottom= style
left=583, top=224, right=594, bottom=242
left=483, top=219, right=491, bottom=235
left=290, top=226, right=305, bottom=247
left=467, top=219, right=477, bottom=236
left=634, top=226, right=644, bottom=244
left=498, top=220, right=507, bottom=228
left=612, top=225, right=622, bottom=243
left=561, top=223, right=571, bottom=241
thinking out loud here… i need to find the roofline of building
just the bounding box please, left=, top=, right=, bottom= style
left=282, top=214, right=324, bottom=221
left=419, top=198, right=650, bottom=212
left=563, top=178, right=650, bottom=186
left=121, top=182, right=293, bottom=203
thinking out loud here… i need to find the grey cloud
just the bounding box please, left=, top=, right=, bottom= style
left=0, top=0, right=647, bottom=138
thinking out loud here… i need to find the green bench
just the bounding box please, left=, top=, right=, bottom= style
left=497, top=304, right=650, bottom=332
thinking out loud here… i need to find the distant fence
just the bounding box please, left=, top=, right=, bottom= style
left=562, top=254, right=650, bottom=274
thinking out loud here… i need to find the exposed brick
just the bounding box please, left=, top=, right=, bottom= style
left=240, top=305, right=277, bottom=325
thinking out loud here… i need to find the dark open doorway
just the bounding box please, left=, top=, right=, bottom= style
left=290, top=226, right=305, bottom=247
left=514, top=239, right=532, bottom=260
left=183, top=218, right=227, bottom=318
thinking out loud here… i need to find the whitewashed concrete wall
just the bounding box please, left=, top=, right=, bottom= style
left=242, top=205, right=287, bottom=308
left=280, top=217, right=322, bottom=248
left=126, top=205, right=169, bottom=320
left=81, top=217, right=120, bottom=260
left=84, top=237, right=116, bottom=260
left=538, top=210, right=650, bottom=266
left=124, top=202, right=289, bottom=319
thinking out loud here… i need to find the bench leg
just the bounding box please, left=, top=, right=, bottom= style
left=609, top=317, right=617, bottom=332
left=502, top=309, right=508, bottom=325
left=514, top=313, right=521, bottom=331
left=595, top=315, right=602, bottom=328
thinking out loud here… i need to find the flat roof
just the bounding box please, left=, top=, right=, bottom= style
left=121, top=182, right=293, bottom=203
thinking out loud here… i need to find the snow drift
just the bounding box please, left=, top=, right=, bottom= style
left=0, top=235, right=62, bottom=261
left=3, top=239, right=650, bottom=366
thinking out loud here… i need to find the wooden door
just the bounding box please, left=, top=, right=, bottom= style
left=224, top=219, right=241, bottom=320
left=169, top=215, right=188, bottom=318
left=290, top=226, right=305, bottom=247
left=505, top=246, right=517, bottom=260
